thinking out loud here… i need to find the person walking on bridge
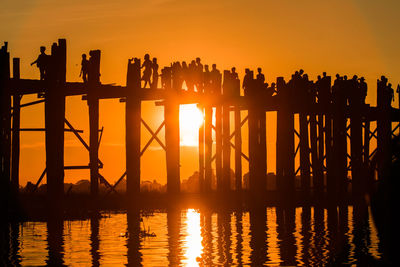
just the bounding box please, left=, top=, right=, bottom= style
left=31, top=46, right=48, bottom=81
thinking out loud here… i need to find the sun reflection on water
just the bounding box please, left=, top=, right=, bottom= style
left=182, top=209, right=203, bottom=266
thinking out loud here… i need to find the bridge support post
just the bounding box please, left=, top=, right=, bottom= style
left=45, top=39, right=66, bottom=204
left=377, top=80, right=392, bottom=183
left=204, top=105, right=213, bottom=192
left=248, top=79, right=266, bottom=196
left=198, top=106, right=205, bottom=192
left=11, top=58, right=20, bottom=194
left=299, top=113, right=310, bottom=197
left=165, top=74, right=180, bottom=193
left=332, top=84, right=348, bottom=200
left=325, top=110, right=334, bottom=199
left=0, top=42, right=11, bottom=209
left=259, top=108, right=267, bottom=191
left=276, top=77, right=295, bottom=201
left=222, top=103, right=231, bottom=192
left=234, top=105, right=242, bottom=192
left=215, top=104, right=223, bottom=191
left=126, top=58, right=141, bottom=199
left=87, top=49, right=101, bottom=197
left=350, top=103, right=363, bottom=198
left=248, top=101, right=258, bottom=193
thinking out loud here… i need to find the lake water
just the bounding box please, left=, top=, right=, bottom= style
left=1, top=206, right=383, bottom=266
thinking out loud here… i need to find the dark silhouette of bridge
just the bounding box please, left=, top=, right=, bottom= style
left=1, top=39, right=399, bottom=211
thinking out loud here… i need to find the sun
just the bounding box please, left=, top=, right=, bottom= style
left=179, top=104, right=204, bottom=147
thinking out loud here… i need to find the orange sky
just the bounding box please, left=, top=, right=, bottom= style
left=1, top=0, right=400, bottom=186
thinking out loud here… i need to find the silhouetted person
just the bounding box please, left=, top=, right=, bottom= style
left=210, top=64, right=221, bottom=94
left=181, top=61, right=188, bottom=88
left=161, top=66, right=172, bottom=89
left=231, top=67, right=240, bottom=96
left=256, top=67, right=265, bottom=85
left=151, top=57, right=159, bottom=89
left=195, top=57, right=203, bottom=92
left=378, top=75, right=389, bottom=107
left=141, top=54, right=152, bottom=88
left=31, top=46, right=48, bottom=80
left=318, top=72, right=331, bottom=104
left=79, top=53, right=89, bottom=83
left=348, top=75, right=359, bottom=106
left=243, top=68, right=251, bottom=96
left=203, top=64, right=211, bottom=93
left=172, top=61, right=183, bottom=90
left=186, top=60, right=196, bottom=91
left=359, top=77, right=367, bottom=104
left=231, top=67, right=238, bottom=79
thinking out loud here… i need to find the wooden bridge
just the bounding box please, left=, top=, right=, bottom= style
left=1, top=39, right=399, bottom=207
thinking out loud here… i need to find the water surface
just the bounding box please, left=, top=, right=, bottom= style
left=2, top=206, right=382, bottom=266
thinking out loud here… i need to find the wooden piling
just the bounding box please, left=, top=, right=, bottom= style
left=248, top=77, right=266, bottom=195
left=204, top=106, right=213, bottom=192
left=45, top=40, right=66, bottom=202
left=332, top=82, right=348, bottom=198
left=165, top=73, right=180, bottom=194
left=350, top=102, right=363, bottom=197
left=276, top=77, right=295, bottom=198
left=299, top=113, right=310, bottom=195
left=248, top=101, right=258, bottom=192
left=276, top=78, right=284, bottom=195
left=87, top=49, right=101, bottom=197
left=126, top=58, right=141, bottom=197
left=258, top=108, right=267, bottom=190
left=222, top=103, right=231, bottom=191
left=363, top=119, right=372, bottom=191
left=285, top=107, right=295, bottom=197
left=215, top=104, right=223, bottom=191
left=309, top=113, right=323, bottom=196
left=222, top=71, right=232, bottom=191
left=325, top=124, right=334, bottom=196
left=317, top=113, right=325, bottom=188
left=198, top=106, right=205, bottom=192
left=0, top=42, right=11, bottom=207
left=234, top=105, right=242, bottom=191
left=215, top=74, right=223, bottom=192
left=325, top=100, right=334, bottom=199
left=232, top=75, right=242, bottom=192
left=11, top=58, right=20, bottom=193
left=376, top=80, right=392, bottom=182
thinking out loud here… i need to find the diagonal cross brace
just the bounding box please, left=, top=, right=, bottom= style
left=141, top=120, right=165, bottom=155
left=105, top=171, right=127, bottom=195
left=64, top=118, right=104, bottom=168
left=229, top=115, right=248, bottom=140
left=141, top=119, right=166, bottom=151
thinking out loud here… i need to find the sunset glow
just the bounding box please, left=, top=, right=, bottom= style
left=179, top=104, right=204, bottom=147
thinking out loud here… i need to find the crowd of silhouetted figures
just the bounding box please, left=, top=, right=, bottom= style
left=28, top=49, right=397, bottom=107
